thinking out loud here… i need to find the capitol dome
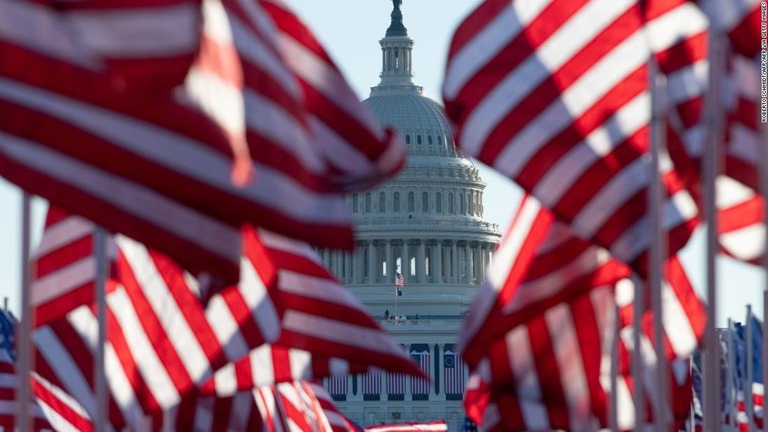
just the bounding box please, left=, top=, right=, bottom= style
left=321, top=3, right=500, bottom=429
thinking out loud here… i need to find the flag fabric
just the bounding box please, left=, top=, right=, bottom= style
left=30, top=207, right=103, bottom=328
left=387, top=372, right=407, bottom=396
left=364, top=420, right=448, bottom=432
left=459, top=195, right=705, bottom=430
left=443, top=0, right=706, bottom=269
left=396, top=273, right=404, bottom=296
left=410, top=345, right=431, bottom=396
left=0, top=0, right=248, bottom=283
left=325, top=375, right=348, bottom=398
left=0, top=310, right=54, bottom=431
left=443, top=345, right=465, bottom=397
left=361, top=372, right=382, bottom=397
left=30, top=224, right=419, bottom=429
left=0, top=0, right=407, bottom=286
left=463, top=285, right=697, bottom=431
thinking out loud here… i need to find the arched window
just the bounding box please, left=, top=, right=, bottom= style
left=422, top=192, right=429, bottom=212
left=448, top=193, right=454, bottom=213
left=379, top=192, right=386, bottom=213
left=460, top=193, right=465, bottom=214
left=436, top=192, right=442, bottom=213
left=408, top=192, right=415, bottom=212
left=427, top=135, right=433, bottom=144
left=417, top=135, right=422, bottom=145
left=405, top=135, right=411, bottom=144
left=365, top=192, right=372, bottom=213
left=352, top=194, right=359, bottom=213
left=393, top=192, right=400, bottom=212
left=468, top=194, right=473, bottom=215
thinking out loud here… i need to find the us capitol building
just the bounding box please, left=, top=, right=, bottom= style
left=320, top=2, right=501, bottom=431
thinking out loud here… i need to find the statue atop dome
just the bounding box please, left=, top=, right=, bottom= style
left=386, top=0, right=407, bottom=37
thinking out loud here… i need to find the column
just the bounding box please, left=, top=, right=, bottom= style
left=404, top=344, right=411, bottom=401
left=452, top=242, right=458, bottom=283
left=418, top=241, right=426, bottom=284
left=437, top=344, right=445, bottom=397
left=478, top=244, right=485, bottom=284
left=368, top=241, right=376, bottom=284
left=403, top=240, right=410, bottom=280
left=385, top=241, right=393, bottom=281
left=474, top=244, right=482, bottom=284
left=464, top=243, right=470, bottom=284
left=435, top=242, right=443, bottom=284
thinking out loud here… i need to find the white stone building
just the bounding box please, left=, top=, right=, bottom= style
left=320, top=3, right=500, bottom=431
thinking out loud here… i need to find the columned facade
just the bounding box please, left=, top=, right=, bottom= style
left=322, top=3, right=500, bottom=431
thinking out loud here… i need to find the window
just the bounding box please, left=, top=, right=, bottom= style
left=417, top=135, right=422, bottom=145
left=405, top=134, right=411, bottom=144
left=448, top=193, right=454, bottom=213
left=408, top=192, right=415, bottom=212
left=460, top=193, right=465, bottom=214
left=393, top=191, right=400, bottom=212
left=436, top=192, right=442, bottom=213
left=379, top=192, right=386, bottom=213
left=422, top=192, right=429, bottom=212
left=438, top=136, right=443, bottom=145
left=427, top=135, right=433, bottom=144
left=468, top=194, right=473, bottom=215
left=365, top=192, right=372, bottom=213
left=352, top=194, right=359, bottom=213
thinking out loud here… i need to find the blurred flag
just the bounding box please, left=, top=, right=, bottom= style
left=364, top=420, right=448, bottom=432
left=410, top=344, right=431, bottom=397
left=0, top=310, right=53, bottom=431
left=443, top=0, right=706, bottom=269
left=396, top=272, right=404, bottom=296
left=443, top=344, right=465, bottom=398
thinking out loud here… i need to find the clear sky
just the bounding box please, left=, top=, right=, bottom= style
left=1, top=0, right=764, bottom=326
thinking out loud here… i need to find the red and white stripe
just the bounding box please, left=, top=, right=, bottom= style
left=361, top=373, right=382, bottom=397
left=364, top=421, right=448, bottom=432
left=31, top=207, right=100, bottom=328
left=0, top=348, right=53, bottom=431
left=443, top=350, right=465, bottom=396
left=464, top=285, right=697, bottom=431
left=324, top=376, right=348, bottom=397
left=260, top=0, right=406, bottom=191
left=443, top=0, right=705, bottom=267
left=30, top=231, right=281, bottom=429
left=410, top=348, right=431, bottom=396
left=386, top=373, right=406, bottom=395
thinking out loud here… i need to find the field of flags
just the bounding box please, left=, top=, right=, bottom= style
left=0, top=0, right=766, bottom=431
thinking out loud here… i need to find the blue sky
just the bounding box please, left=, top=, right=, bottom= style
left=1, top=0, right=764, bottom=325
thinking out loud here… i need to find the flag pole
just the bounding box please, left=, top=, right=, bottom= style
left=703, top=21, right=726, bottom=432
left=14, top=192, right=32, bottom=432
left=609, top=299, right=619, bottom=432
left=726, top=318, right=736, bottom=430
left=94, top=227, right=108, bottom=431
left=747, top=305, right=755, bottom=432
left=649, top=57, right=669, bottom=431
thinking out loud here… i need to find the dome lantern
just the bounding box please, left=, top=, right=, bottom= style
left=377, top=0, right=417, bottom=89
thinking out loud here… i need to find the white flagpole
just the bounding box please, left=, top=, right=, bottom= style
left=704, top=22, right=726, bottom=432
left=94, top=227, right=108, bottom=431
left=726, top=319, right=736, bottom=431
left=609, top=299, right=620, bottom=432
left=747, top=305, right=755, bottom=432
left=649, top=58, right=669, bottom=431
left=14, top=192, right=32, bottom=432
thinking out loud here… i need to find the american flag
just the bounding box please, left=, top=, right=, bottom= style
left=395, top=273, right=404, bottom=287
left=364, top=420, right=448, bottom=432
left=361, top=372, right=382, bottom=396
left=410, top=345, right=431, bottom=396
left=443, top=345, right=465, bottom=396
left=0, top=310, right=53, bottom=431
left=325, top=375, right=348, bottom=397
left=387, top=372, right=406, bottom=395
left=443, top=0, right=706, bottom=270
